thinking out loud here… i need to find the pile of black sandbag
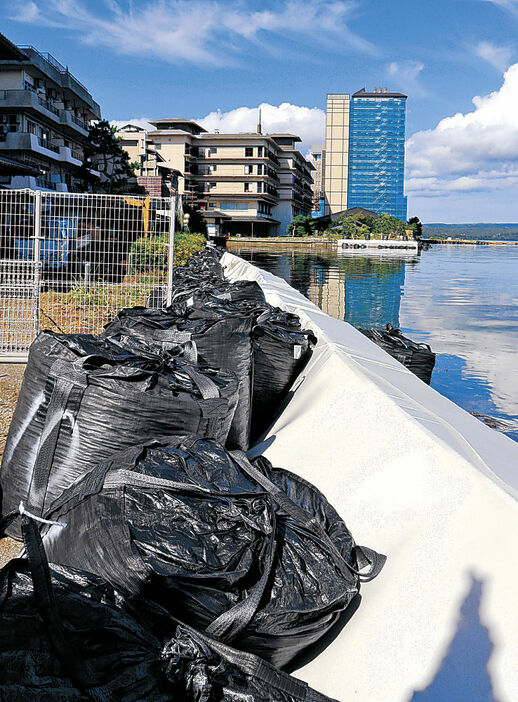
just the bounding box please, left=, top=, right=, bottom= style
left=1, top=331, right=238, bottom=538
left=42, top=436, right=384, bottom=669
left=0, top=512, right=336, bottom=702
left=0, top=247, right=386, bottom=699
left=360, top=323, right=436, bottom=384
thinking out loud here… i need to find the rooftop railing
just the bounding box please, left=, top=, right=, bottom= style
left=17, top=45, right=89, bottom=93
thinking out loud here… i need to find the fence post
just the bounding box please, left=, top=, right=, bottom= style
left=32, top=189, right=42, bottom=339
left=166, top=194, right=176, bottom=308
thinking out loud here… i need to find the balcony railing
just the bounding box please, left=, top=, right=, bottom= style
left=38, top=137, right=59, bottom=153
left=71, top=114, right=88, bottom=130
left=17, top=45, right=89, bottom=92
left=38, top=95, right=60, bottom=116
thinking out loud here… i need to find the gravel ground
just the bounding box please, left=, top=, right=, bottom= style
left=0, top=364, right=25, bottom=567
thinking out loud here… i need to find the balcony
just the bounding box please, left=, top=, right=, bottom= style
left=0, top=89, right=89, bottom=136
left=16, top=46, right=101, bottom=116
left=0, top=88, right=60, bottom=125
left=1, top=132, right=82, bottom=166
left=60, top=109, right=89, bottom=136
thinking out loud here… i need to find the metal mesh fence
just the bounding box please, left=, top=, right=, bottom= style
left=0, top=189, right=174, bottom=359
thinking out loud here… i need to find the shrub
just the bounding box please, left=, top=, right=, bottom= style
left=130, top=231, right=206, bottom=273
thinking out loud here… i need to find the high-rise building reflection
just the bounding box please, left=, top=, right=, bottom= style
left=308, top=253, right=417, bottom=329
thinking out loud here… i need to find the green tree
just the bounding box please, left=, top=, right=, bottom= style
left=372, top=213, right=406, bottom=239
left=336, top=215, right=371, bottom=239
left=80, top=120, right=145, bottom=194
left=407, top=216, right=423, bottom=239
left=287, top=214, right=316, bottom=237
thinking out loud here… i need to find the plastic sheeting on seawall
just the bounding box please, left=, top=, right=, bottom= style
left=221, top=251, right=518, bottom=702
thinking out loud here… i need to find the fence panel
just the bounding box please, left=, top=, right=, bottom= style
left=0, top=189, right=173, bottom=359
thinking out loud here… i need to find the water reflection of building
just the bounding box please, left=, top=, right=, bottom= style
left=345, top=265, right=405, bottom=329
left=309, top=254, right=407, bottom=329
left=308, top=265, right=346, bottom=320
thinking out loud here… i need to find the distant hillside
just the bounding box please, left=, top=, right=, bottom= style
left=423, top=223, right=518, bottom=240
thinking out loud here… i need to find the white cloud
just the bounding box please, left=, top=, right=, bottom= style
left=386, top=60, right=426, bottom=96
left=406, top=63, right=518, bottom=196
left=480, top=0, right=518, bottom=13
left=112, top=103, right=325, bottom=154
left=197, top=102, right=325, bottom=152
left=475, top=40, right=513, bottom=71
left=9, top=0, right=376, bottom=65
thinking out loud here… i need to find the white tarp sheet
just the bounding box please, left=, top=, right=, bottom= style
left=222, top=251, right=518, bottom=702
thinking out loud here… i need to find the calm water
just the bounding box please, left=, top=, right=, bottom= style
left=232, top=243, right=518, bottom=443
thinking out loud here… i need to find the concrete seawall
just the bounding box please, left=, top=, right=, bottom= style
left=222, top=251, right=518, bottom=702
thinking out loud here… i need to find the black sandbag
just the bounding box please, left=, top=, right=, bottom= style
left=360, top=323, right=436, bottom=384
left=103, top=302, right=254, bottom=450
left=0, top=514, right=335, bottom=702
left=170, top=279, right=266, bottom=311
left=0, top=332, right=238, bottom=538
left=44, top=436, right=385, bottom=669
left=251, top=316, right=317, bottom=442
left=0, top=513, right=173, bottom=702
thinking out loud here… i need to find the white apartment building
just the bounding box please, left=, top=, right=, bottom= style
left=119, top=119, right=314, bottom=236
left=0, top=33, right=101, bottom=191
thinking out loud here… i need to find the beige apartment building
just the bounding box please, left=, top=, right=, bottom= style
left=119, top=119, right=313, bottom=236
left=311, top=143, right=325, bottom=214
left=0, top=33, right=100, bottom=191
left=324, top=93, right=350, bottom=215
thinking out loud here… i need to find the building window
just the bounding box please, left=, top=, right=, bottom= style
left=257, top=182, right=263, bottom=193
left=257, top=164, right=263, bottom=175
left=221, top=202, right=248, bottom=210
left=245, top=164, right=253, bottom=174
left=209, top=164, right=217, bottom=173
left=208, top=147, right=217, bottom=155
left=208, top=202, right=216, bottom=208
left=244, top=182, right=250, bottom=192
left=245, top=147, right=253, bottom=157
left=209, top=182, right=217, bottom=189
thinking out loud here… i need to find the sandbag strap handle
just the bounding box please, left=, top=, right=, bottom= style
left=27, top=359, right=88, bottom=518
left=350, top=545, right=387, bottom=582
left=206, top=510, right=277, bottom=642
left=231, top=450, right=331, bottom=539
left=182, top=625, right=338, bottom=702
left=178, top=362, right=220, bottom=400
left=44, top=460, right=115, bottom=520
left=231, top=451, right=386, bottom=583
left=20, top=513, right=118, bottom=702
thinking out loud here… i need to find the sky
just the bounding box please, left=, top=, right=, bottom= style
left=3, top=0, right=518, bottom=222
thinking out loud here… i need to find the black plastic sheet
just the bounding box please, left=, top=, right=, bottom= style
left=360, top=324, right=436, bottom=384
left=44, top=436, right=385, bottom=669
left=0, top=332, right=238, bottom=538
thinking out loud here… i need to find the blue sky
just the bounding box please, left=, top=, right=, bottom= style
left=3, top=0, right=518, bottom=222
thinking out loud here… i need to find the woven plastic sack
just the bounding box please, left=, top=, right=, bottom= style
left=0, top=512, right=173, bottom=702
left=0, top=332, right=238, bottom=538
left=251, top=314, right=317, bottom=442
left=103, top=302, right=254, bottom=450
left=0, top=512, right=334, bottom=702
left=360, top=324, right=436, bottom=384
left=43, top=436, right=385, bottom=669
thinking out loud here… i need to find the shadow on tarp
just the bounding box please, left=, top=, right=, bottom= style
left=410, top=576, right=499, bottom=702
left=286, top=594, right=362, bottom=674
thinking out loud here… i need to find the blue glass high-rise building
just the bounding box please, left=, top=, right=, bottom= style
left=347, top=88, right=407, bottom=220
